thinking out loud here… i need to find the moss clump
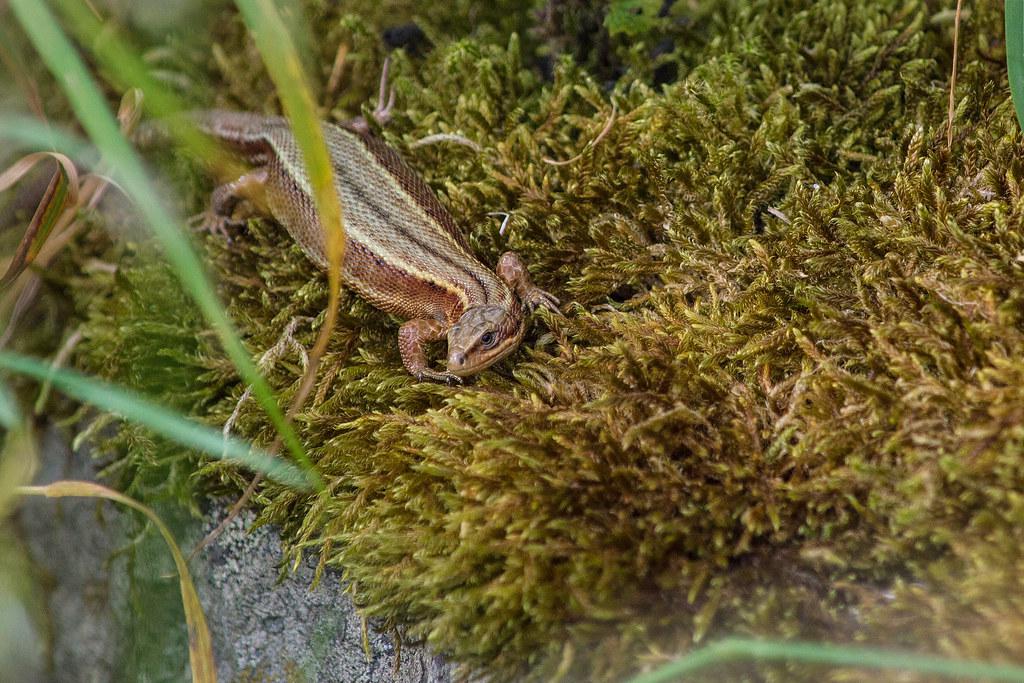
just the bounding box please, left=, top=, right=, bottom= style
left=57, top=0, right=1024, bottom=679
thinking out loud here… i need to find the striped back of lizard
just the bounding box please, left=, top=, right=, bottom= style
left=190, top=111, right=516, bottom=324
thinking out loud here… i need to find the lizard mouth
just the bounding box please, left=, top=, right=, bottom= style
left=447, top=338, right=519, bottom=377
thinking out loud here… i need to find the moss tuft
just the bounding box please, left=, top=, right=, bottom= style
left=57, top=0, right=1024, bottom=679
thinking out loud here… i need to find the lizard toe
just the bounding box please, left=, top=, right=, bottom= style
left=524, top=287, right=562, bottom=315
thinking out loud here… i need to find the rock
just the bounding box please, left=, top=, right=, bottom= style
left=13, top=425, right=451, bottom=683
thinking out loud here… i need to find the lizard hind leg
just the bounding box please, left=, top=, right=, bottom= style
left=202, top=167, right=271, bottom=240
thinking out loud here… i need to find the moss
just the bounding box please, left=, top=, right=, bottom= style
left=48, top=0, right=1024, bottom=679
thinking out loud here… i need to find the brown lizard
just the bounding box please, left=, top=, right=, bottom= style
left=163, top=93, right=558, bottom=383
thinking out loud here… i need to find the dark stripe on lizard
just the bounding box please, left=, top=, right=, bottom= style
left=332, top=159, right=493, bottom=305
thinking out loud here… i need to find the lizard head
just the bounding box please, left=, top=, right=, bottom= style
left=446, top=304, right=524, bottom=377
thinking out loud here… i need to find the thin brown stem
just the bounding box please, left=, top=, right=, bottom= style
left=543, top=102, right=618, bottom=166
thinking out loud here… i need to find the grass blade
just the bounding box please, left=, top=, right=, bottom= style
left=1007, top=0, right=1024, bottom=131
left=0, top=151, right=79, bottom=287
left=0, top=382, right=20, bottom=430
left=232, top=0, right=347, bottom=416
left=0, top=351, right=314, bottom=489
left=627, top=638, right=1024, bottom=683
left=7, top=0, right=320, bottom=489
left=0, top=115, right=99, bottom=164
left=17, top=480, right=216, bottom=683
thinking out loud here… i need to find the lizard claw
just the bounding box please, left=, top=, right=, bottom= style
left=523, top=286, right=562, bottom=316
left=190, top=211, right=240, bottom=243
left=415, top=368, right=464, bottom=384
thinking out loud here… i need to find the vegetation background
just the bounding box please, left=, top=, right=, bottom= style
left=3, top=0, right=1024, bottom=680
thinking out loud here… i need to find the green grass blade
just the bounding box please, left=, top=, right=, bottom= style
left=231, top=0, right=346, bottom=268
left=0, top=351, right=314, bottom=489
left=0, top=382, right=19, bottom=430
left=232, top=0, right=347, bottom=408
left=7, top=0, right=321, bottom=489
left=0, top=115, right=99, bottom=163
left=626, top=638, right=1024, bottom=683
left=1006, top=0, right=1024, bottom=131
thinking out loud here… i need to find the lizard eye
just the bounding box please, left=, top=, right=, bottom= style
left=480, top=331, right=497, bottom=348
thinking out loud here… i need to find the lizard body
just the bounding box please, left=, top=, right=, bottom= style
left=182, top=111, right=558, bottom=382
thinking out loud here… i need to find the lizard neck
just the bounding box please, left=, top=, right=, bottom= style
left=459, top=269, right=517, bottom=311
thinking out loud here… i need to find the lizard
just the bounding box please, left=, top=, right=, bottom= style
left=155, top=71, right=559, bottom=383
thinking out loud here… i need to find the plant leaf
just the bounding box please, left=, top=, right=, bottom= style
left=0, top=351, right=313, bottom=489
left=7, top=0, right=319, bottom=488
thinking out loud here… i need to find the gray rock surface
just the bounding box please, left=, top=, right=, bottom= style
left=197, top=507, right=451, bottom=683
left=13, top=426, right=452, bottom=683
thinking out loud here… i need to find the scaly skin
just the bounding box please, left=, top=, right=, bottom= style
left=185, top=110, right=558, bottom=382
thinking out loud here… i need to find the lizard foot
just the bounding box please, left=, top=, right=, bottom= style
left=495, top=251, right=563, bottom=317
left=522, top=286, right=562, bottom=315
left=190, top=211, right=243, bottom=243
left=415, top=368, right=464, bottom=384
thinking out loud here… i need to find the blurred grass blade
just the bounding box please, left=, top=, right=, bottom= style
left=0, top=351, right=314, bottom=489
left=17, top=480, right=216, bottom=683
left=7, top=0, right=320, bottom=488
left=52, top=0, right=243, bottom=174
left=626, top=638, right=1024, bottom=683
left=0, top=383, right=19, bottom=429
left=0, top=151, right=79, bottom=197
left=1007, top=0, right=1024, bottom=131
left=233, top=0, right=346, bottom=413
left=0, top=382, right=35, bottom=519
left=0, top=115, right=99, bottom=162
left=0, top=152, right=79, bottom=286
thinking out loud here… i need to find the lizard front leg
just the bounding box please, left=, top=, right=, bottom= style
left=203, top=167, right=271, bottom=239
left=398, top=318, right=463, bottom=383
left=496, top=251, right=561, bottom=313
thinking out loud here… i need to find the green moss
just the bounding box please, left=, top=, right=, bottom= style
left=51, top=0, right=1024, bottom=679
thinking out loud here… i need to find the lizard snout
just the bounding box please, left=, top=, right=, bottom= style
left=448, top=350, right=467, bottom=370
